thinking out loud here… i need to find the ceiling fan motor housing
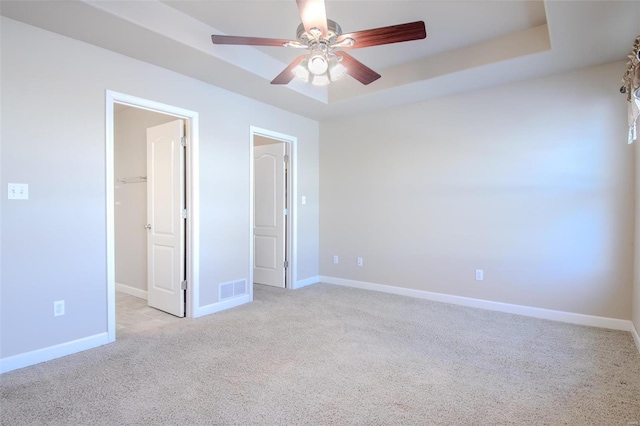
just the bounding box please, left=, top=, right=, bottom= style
left=296, top=19, right=342, bottom=45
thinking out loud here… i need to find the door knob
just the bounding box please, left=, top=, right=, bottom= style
left=144, top=224, right=152, bottom=230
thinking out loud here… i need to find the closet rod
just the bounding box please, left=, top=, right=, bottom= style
left=116, top=176, right=147, bottom=184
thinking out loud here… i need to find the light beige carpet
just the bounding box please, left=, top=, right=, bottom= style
left=1, top=283, right=639, bottom=425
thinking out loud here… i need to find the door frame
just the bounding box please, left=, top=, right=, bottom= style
left=250, top=126, right=297, bottom=290
left=106, top=90, right=200, bottom=342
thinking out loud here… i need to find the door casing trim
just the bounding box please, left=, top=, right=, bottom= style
left=106, top=90, right=200, bottom=343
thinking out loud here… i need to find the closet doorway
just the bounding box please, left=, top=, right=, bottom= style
left=106, top=91, right=200, bottom=342
left=250, top=127, right=298, bottom=290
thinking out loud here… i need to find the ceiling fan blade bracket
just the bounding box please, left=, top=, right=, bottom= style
left=283, top=40, right=310, bottom=49
left=330, top=37, right=355, bottom=49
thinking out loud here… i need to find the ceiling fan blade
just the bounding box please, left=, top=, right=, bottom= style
left=335, top=52, right=381, bottom=85
left=211, top=35, right=290, bottom=47
left=296, top=0, right=328, bottom=37
left=271, top=56, right=307, bottom=85
left=337, top=21, right=426, bottom=49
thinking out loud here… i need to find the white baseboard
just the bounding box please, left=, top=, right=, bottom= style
left=195, top=294, right=251, bottom=318
left=632, top=323, right=640, bottom=354
left=116, top=282, right=147, bottom=300
left=293, top=275, right=319, bottom=290
left=0, top=332, right=110, bottom=374
left=320, top=276, right=632, bottom=332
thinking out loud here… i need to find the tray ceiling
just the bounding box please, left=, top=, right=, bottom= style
left=1, top=1, right=638, bottom=120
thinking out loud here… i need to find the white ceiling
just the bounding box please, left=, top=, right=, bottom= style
left=1, top=1, right=639, bottom=121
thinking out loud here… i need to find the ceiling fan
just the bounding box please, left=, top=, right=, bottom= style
left=211, top=0, right=426, bottom=86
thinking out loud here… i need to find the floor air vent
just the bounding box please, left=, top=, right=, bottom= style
left=219, top=279, right=248, bottom=301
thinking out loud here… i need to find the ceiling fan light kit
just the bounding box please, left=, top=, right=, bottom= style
left=211, top=0, right=426, bottom=86
left=293, top=47, right=348, bottom=85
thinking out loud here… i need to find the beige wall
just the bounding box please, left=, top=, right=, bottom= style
left=320, top=61, right=634, bottom=319
left=1, top=17, right=319, bottom=359
left=114, top=107, right=176, bottom=294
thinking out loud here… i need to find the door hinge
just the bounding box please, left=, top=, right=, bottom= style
left=284, top=260, right=289, bottom=269
left=283, top=208, right=288, bottom=216
left=181, top=208, right=187, bottom=219
left=284, top=154, right=289, bottom=163
left=181, top=280, right=187, bottom=290
left=181, top=136, right=187, bottom=147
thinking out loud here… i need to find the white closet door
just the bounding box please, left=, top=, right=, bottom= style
left=146, top=119, right=185, bottom=317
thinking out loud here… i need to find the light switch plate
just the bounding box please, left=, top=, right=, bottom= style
left=8, top=183, right=28, bottom=200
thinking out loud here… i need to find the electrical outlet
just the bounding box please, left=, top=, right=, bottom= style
left=333, top=255, right=339, bottom=264
left=475, top=269, right=484, bottom=281
left=54, top=300, right=65, bottom=317
left=357, top=257, right=363, bottom=267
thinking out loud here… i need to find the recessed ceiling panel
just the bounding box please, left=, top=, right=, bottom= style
left=163, top=0, right=547, bottom=70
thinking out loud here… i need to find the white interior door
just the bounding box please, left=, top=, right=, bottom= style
left=146, top=119, right=185, bottom=317
left=254, top=142, right=286, bottom=288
